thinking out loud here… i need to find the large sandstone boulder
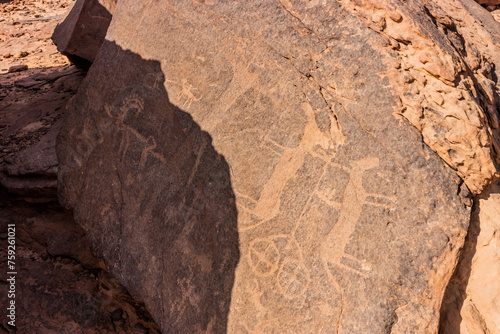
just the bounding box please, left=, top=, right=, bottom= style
left=52, top=0, right=117, bottom=68
left=57, top=0, right=500, bottom=332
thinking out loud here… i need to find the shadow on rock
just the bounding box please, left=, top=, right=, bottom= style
left=57, top=40, right=241, bottom=333
left=439, top=196, right=480, bottom=333
left=0, top=61, right=162, bottom=332
left=439, top=183, right=500, bottom=334
left=0, top=190, right=161, bottom=333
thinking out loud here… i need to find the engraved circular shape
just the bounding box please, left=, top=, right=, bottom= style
left=277, top=258, right=310, bottom=299
left=248, top=238, right=279, bottom=276
left=110, top=88, right=146, bottom=120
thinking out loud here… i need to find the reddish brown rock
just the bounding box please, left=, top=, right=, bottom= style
left=0, top=2, right=162, bottom=332
left=7, top=64, right=28, bottom=73
left=0, top=65, right=85, bottom=201
left=52, top=0, right=117, bottom=68
left=338, top=0, right=500, bottom=195
left=0, top=193, right=160, bottom=333
left=475, top=0, right=500, bottom=5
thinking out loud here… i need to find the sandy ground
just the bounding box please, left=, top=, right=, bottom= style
left=0, top=0, right=74, bottom=72
left=0, top=0, right=81, bottom=169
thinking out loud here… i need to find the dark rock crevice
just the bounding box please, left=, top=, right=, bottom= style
left=439, top=195, right=481, bottom=333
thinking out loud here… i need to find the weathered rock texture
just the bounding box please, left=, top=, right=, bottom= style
left=440, top=180, right=500, bottom=334
left=52, top=0, right=117, bottom=68
left=0, top=65, right=85, bottom=201
left=0, top=192, right=160, bottom=333
left=476, top=0, right=500, bottom=6
left=55, top=0, right=500, bottom=332
left=0, top=57, right=161, bottom=332
left=337, top=0, right=500, bottom=195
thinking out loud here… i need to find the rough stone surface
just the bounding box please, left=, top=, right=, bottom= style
left=0, top=193, right=161, bottom=333
left=337, top=0, right=500, bottom=195
left=56, top=1, right=480, bottom=333
left=476, top=0, right=500, bottom=6
left=440, top=180, right=500, bottom=334
left=52, top=0, right=117, bottom=68
left=0, top=64, right=85, bottom=201
left=1, top=2, right=162, bottom=331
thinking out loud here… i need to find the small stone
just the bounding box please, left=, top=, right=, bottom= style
left=8, top=64, right=28, bottom=73
left=389, top=11, right=403, bottom=23
left=3, top=53, right=12, bottom=58
left=14, top=51, right=29, bottom=58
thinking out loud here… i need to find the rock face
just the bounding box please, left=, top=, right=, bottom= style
left=0, top=191, right=161, bottom=333
left=58, top=45, right=241, bottom=333
left=56, top=0, right=500, bottom=332
left=0, top=65, right=85, bottom=201
left=52, top=0, right=117, bottom=68
left=337, top=0, right=500, bottom=195
left=0, top=57, right=161, bottom=332
left=440, top=179, right=500, bottom=334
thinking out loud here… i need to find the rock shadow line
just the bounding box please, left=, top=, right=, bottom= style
left=57, top=40, right=241, bottom=333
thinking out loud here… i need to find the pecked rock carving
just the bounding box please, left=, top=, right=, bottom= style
left=58, top=42, right=240, bottom=333
left=54, top=0, right=498, bottom=332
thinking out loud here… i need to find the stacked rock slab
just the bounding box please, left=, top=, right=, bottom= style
left=52, top=0, right=117, bottom=68
left=56, top=0, right=494, bottom=332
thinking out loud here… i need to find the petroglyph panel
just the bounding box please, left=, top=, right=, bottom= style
left=58, top=42, right=239, bottom=333
left=277, top=258, right=310, bottom=299
left=58, top=1, right=472, bottom=333
left=233, top=148, right=404, bottom=331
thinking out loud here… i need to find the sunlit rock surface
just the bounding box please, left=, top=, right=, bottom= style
left=56, top=0, right=500, bottom=332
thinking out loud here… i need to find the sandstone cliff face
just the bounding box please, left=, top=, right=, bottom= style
left=55, top=0, right=490, bottom=332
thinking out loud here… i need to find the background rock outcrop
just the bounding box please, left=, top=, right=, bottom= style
left=0, top=192, right=160, bottom=333
left=1, top=64, right=84, bottom=201
left=55, top=0, right=487, bottom=332
left=52, top=0, right=117, bottom=68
